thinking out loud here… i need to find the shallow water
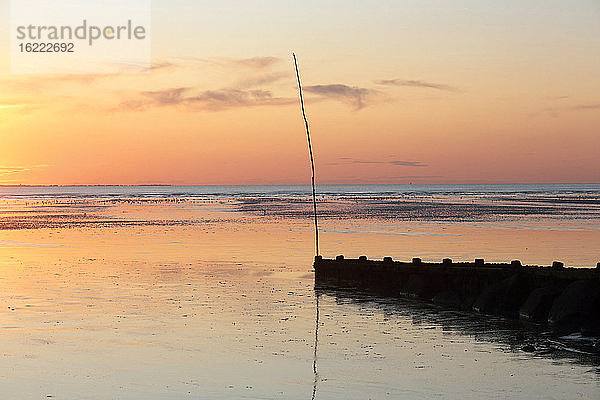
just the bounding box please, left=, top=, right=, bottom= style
left=0, top=185, right=599, bottom=399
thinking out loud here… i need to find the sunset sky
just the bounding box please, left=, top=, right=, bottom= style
left=0, top=0, right=599, bottom=185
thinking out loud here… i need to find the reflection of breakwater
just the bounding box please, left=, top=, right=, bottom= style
left=314, top=256, right=600, bottom=339
left=315, top=287, right=600, bottom=364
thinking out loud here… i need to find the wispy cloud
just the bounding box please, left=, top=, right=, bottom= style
left=236, top=71, right=291, bottom=89
left=391, top=175, right=442, bottom=179
left=376, top=79, right=460, bottom=92
left=330, top=175, right=442, bottom=184
left=537, top=102, right=600, bottom=117
left=388, top=160, right=428, bottom=167
left=0, top=167, right=30, bottom=175
left=150, top=60, right=176, bottom=71
left=2, top=72, right=115, bottom=90
left=3, top=55, right=290, bottom=114
left=172, top=56, right=281, bottom=70
left=0, top=101, right=39, bottom=114
left=0, top=164, right=50, bottom=176
left=142, top=87, right=188, bottom=105
left=567, top=103, right=600, bottom=111
left=121, top=87, right=296, bottom=111
left=2, top=61, right=168, bottom=88
left=332, top=157, right=428, bottom=167
left=0, top=104, right=26, bottom=110
left=186, top=88, right=294, bottom=110
left=303, top=84, right=380, bottom=110
left=3, top=56, right=278, bottom=89
left=230, top=56, right=280, bottom=69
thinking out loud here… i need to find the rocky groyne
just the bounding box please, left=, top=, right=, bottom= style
left=314, top=256, right=600, bottom=336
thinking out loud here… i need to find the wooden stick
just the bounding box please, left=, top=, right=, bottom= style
left=293, top=53, right=320, bottom=256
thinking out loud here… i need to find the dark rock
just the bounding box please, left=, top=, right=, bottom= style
left=383, top=257, right=393, bottom=263
left=359, top=255, right=368, bottom=261
left=473, top=274, right=530, bottom=316
left=432, top=291, right=462, bottom=308
left=404, top=273, right=444, bottom=300
left=511, top=260, right=522, bottom=268
left=460, top=295, right=477, bottom=311
left=581, top=321, right=600, bottom=337
left=519, top=286, right=563, bottom=322
left=552, top=261, right=564, bottom=269
left=412, top=258, right=422, bottom=264
left=521, top=344, right=536, bottom=352
left=515, top=331, right=525, bottom=341
left=336, top=255, right=344, bottom=261
left=475, top=259, right=484, bottom=265
left=442, top=258, right=452, bottom=265
left=549, top=280, right=600, bottom=331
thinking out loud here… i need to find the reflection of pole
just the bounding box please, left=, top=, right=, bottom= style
left=293, top=53, right=320, bottom=257
left=311, top=292, right=320, bottom=400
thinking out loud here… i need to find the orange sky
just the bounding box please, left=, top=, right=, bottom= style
left=1, top=0, right=599, bottom=185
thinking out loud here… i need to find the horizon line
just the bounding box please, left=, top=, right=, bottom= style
left=1, top=182, right=600, bottom=188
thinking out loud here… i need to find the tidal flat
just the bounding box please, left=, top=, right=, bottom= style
left=0, top=185, right=599, bottom=399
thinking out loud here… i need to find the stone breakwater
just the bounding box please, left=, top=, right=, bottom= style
left=314, top=256, right=600, bottom=336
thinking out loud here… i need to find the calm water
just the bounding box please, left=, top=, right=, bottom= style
left=0, top=184, right=599, bottom=399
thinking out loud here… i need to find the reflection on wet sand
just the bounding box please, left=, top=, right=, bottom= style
left=315, top=287, right=600, bottom=365
left=311, top=293, right=320, bottom=400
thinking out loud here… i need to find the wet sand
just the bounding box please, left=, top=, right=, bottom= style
left=0, top=188, right=599, bottom=398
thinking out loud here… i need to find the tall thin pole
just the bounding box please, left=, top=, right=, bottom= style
left=293, top=53, right=319, bottom=257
